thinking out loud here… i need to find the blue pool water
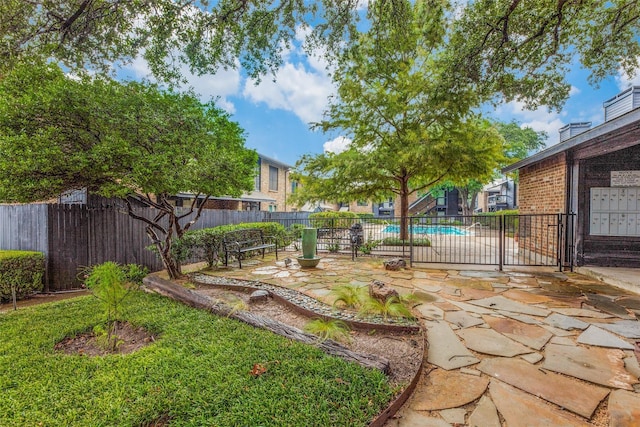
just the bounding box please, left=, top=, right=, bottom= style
left=382, top=224, right=469, bottom=236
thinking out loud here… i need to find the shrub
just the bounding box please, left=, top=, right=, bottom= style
left=175, top=222, right=288, bottom=267
left=381, top=237, right=431, bottom=247
left=476, top=209, right=519, bottom=231
left=358, top=239, right=380, bottom=254
left=309, top=211, right=358, bottom=228
left=84, top=262, right=147, bottom=351
left=0, top=250, right=44, bottom=303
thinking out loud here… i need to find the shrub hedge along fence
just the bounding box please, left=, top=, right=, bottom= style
left=175, top=222, right=290, bottom=267
left=0, top=250, right=45, bottom=302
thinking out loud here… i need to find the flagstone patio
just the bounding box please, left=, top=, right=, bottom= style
left=196, top=254, right=640, bottom=427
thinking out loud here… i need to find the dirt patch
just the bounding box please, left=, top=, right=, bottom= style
left=55, top=322, right=156, bottom=356
left=196, top=284, right=424, bottom=387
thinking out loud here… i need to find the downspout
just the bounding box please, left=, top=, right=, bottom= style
left=564, top=151, right=575, bottom=271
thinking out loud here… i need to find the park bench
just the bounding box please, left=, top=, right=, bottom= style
left=317, top=223, right=364, bottom=260
left=222, top=228, right=277, bottom=268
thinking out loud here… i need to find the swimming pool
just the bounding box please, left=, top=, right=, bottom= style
left=382, top=224, right=470, bottom=236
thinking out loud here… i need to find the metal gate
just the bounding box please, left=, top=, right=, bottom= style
left=409, top=214, right=575, bottom=270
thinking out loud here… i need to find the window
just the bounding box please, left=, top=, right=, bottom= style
left=254, top=158, right=261, bottom=191
left=291, top=181, right=299, bottom=194
left=254, top=166, right=261, bottom=191
left=269, top=165, right=278, bottom=191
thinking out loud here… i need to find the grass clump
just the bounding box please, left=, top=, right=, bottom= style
left=304, top=318, right=352, bottom=343
left=358, top=296, right=416, bottom=321
left=331, top=284, right=367, bottom=309
left=0, top=292, right=393, bottom=426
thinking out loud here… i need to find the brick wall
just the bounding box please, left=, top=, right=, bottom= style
left=518, top=153, right=567, bottom=214
left=258, top=158, right=293, bottom=212
left=517, top=153, right=567, bottom=261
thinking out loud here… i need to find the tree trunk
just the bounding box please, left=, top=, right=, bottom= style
left=399, top=179, right=410, bottom=241
left=142, top=275, right=391, bottom=373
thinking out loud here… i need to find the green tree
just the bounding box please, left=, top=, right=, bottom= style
left=495, top=120, right=547, bottom=165
left=0, top=62, right=256, bottom=279
left=442, top=120, right=546, bottom=215
left=0, top=0, right=363, bottom=81
left=291, top=0, right=504, bottom=239
left=445, top=0, right=640, bottom=109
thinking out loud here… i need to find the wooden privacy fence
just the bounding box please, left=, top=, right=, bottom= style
left=0, top=203, right=300, bottom=291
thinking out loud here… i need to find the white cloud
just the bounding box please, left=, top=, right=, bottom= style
left=616, top=62, right=640, bottom=89
left=243, top=59, right=335, bottom=124
left=323, top=136, right=351, bottom=154
left=124, top=55, right=241, bottom=113
left=496, top=101, right=565, bottom=145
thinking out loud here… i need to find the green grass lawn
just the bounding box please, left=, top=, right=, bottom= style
left=0, top=292, right=394, bottom=426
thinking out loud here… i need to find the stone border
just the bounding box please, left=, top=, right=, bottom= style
left=191, top=273, right=420, bottom=332
left=190, top=272, right=425, bottom=427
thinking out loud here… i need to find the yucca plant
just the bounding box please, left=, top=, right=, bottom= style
left=358, top=296, right=415, bottom=321
left=304, top=318, right=352, bottom=343
left=330, top=284, right=367, bottom=309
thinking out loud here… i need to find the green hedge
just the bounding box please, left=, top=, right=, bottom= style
left=476, top=210, right=519, bottom=231
left=309, top=211, right=359, bottom=228
left=176, top=222, right=288, bottom=267
left=0, top=250, right=45, bottom=302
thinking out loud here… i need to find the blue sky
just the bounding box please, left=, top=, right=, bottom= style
left=119, top=21, right=640, bottom=168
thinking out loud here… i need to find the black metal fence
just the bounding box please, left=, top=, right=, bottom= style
left=269, top=214, right=575, bottom=270
left=408, top=214, right=574, bottom=270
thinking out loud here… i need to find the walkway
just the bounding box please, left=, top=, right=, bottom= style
left=200, top=254, right=640, bottom=427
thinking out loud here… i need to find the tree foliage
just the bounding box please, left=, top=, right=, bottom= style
left=291, top=0, right=504, bottom=239
left=444, top=0, right=640, bottom=109
left=0, top=62, right=257, bottom=278
left=0, top=0, right=363, bottom=82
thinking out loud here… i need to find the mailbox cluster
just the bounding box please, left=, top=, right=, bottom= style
left=590, top=187, right=640, bottom=236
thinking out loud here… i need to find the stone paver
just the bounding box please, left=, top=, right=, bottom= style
left=594, top=319, right=640, bottom=339
left=478, top=357, right=609, bottom=418
left=411, top=369, right=489, bottom=411
left=585, top=293, right=636, bottom=319
left=468, top=295, right=550, bottom=317
left=577, top=325, right=635, bottom=349
left=502, top=289, right=553, bottom=304
left=608, top=389, right=640, bottom=427
left=484, top=316, right=553, bottom=350
left=424, top=320, right=479, bottom=370
left=544, top=312, right=589, bottom=330
left=543, top=343, right=638, bottom=390
left=457, top=327, right=531, bottom=357
left=388, top=410, right=452, bottom=427
left=489, top=381, right=591, bottom=427
left=439, top=408, right=466, bottom=425
left=551, top=307, right=614, bottom=318
left=444, top=310, right=484, bottom=329
left=467, top=395, right=500, bottom=427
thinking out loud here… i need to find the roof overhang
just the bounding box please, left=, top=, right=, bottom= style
left=175, top=191, right=276, bottom=203
left=502, top=107, right=640, bottom=173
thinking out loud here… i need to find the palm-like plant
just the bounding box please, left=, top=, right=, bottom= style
left=304, top=318, right=352, bottom=343
left=358, top=296, right=415, bottom=321
left=330, top=284, right=367, bottom=309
